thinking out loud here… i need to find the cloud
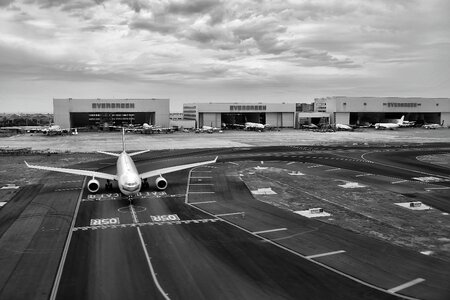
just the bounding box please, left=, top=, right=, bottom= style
left=0, top=0, right=449, bottom=110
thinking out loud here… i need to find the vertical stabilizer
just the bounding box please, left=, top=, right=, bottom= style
left=122, top=128, right=126, bottom=152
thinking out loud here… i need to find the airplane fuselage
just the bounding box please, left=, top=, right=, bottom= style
left=117, top=151, right=141, bottom=196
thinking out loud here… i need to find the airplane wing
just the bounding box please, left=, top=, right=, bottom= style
left=25, top=161, right=117, bottom=181
left=139, top=156, right=218, bottom=179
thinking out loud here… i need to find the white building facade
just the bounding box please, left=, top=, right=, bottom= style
left=183, top=102, right=296, bottom=128
left=314, top=97, right=450, bottom=126
left=54, top=98, right=170, bottom=129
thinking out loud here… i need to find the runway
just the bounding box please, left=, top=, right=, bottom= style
left=0, top=145, right=449, bottom=299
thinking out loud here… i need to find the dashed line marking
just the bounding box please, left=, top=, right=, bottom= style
left=190, top=200, right=217, bottom=204
left=253, top=228, right=287, bottom=235
left=188, top=192, right=215, bottom=194
left=190, top=177, right=212, bottom=179
left=388, top=278, right=426, bottom=293
left=325, top=168, right=341, bottom=172
left=215, top=212, right=245, bottom=217
left=355, top=173, right=373, bottom=177
left=306, top=250, right=346, bottom=259
left=189, top=184, right=214, bottom=186
left=55, top=188, right=82, bottom=192
left=391, top=180, right=408, bottom=184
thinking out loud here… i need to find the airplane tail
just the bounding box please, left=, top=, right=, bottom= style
left=122, top=128, right=126, bottom=152
left=97, top=129, right=149, bottom=157
left=398, top=115, right=405, bottom=124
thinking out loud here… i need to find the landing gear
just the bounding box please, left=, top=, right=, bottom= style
left=105, top=180, right=113, bottom=190
left=142, top=178, right=149, bottom=189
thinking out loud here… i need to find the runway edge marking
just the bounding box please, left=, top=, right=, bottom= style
left=184, top=166, right=420, bottom=300
left=50, top=177, right=87, bottom=300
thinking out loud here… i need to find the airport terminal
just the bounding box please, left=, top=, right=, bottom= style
left=52, top=97, right=450, bottom=129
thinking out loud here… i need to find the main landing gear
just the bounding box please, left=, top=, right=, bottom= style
left=105, top=179, right=113, bottom=190
left=141, top=178, right=149, bottom=189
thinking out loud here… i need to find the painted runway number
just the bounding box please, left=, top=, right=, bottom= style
left=151, top=214, right=180, bottom=222
left=90, top=217, right=120, bottom=226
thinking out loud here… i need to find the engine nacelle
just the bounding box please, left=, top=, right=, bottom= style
left=87, top=178, right=100, bottom=193
left=155, top=176, right=168, bottom=190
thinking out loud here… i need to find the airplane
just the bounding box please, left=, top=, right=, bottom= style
left=300, top=123, right=318, bottom=129
left=202, top=125, right=222, bottom=133
left=422, top=121, right=443, bottom=129
left=335, top=124, right=353, bottom=131
left=25, top=129, right=217, bottom=198
left=41, top=124, right=73, bottom=135
left=374, top=116, right=404, bottom=130
left=399, top=120, right=416, bottom=127
left=244, top=122, right=266, bottom=131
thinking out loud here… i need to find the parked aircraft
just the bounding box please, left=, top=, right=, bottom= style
left=41, top=124, right=72, bottom=135
left=374, top=116, right=404, bottom=130
left=423, top=121, right=443, bottom=129
left=244, top=122, right=267, bottom=131
left=25, top=129, right=217, bottom=197
left=300, top=123, right=318, bottom=129
left=202, top=125, right=222, bottom=133
left=335, top=124, right=353, bottom=131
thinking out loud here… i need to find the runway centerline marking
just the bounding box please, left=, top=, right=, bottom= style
left=253, top=228, right=287, bottom=235
left=189, top=184, right=214, bottom=186
left=190, top=176, right=212, bottom=179
left=388, top=278, right=425, bottom=293
left=130, top=204, right=171, bottom=300
left=306, top=250, right=346, bottom=259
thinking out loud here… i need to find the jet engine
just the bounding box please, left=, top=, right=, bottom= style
left=87, top=178, right=100, bottom=193
left=155, top=176, right=168, bottom=190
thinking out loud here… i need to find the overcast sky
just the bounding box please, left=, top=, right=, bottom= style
left=1, top=0, right=449, bottom=113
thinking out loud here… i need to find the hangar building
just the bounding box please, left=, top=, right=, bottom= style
left=315, top=97, right=450, bottom=126
left=183, top=102, right=296, bottom=128
left=53, top=98, right=170, bottom=129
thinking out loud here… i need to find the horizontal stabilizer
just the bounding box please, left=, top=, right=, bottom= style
left=97, top=151, right=120, bottom=157
left=129, top=150, right=151, bottom=157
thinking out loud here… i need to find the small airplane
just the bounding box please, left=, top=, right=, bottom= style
left=335, top=124, right=353, bottom=131
left=41, top=124, right=73, bottom=135
left=300, top=123, right=318, bottom=129
left=202, top=125, right=222, bottom=133
left=244, top=122, right=267, bottom=131
left=374, top=116, right=404, bottom=130
left=25, top=129, right=217, bottom=197
left=422, top=121, right=443, bottom=129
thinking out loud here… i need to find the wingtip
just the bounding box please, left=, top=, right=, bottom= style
left=214, top=156, right=218, bottom=163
